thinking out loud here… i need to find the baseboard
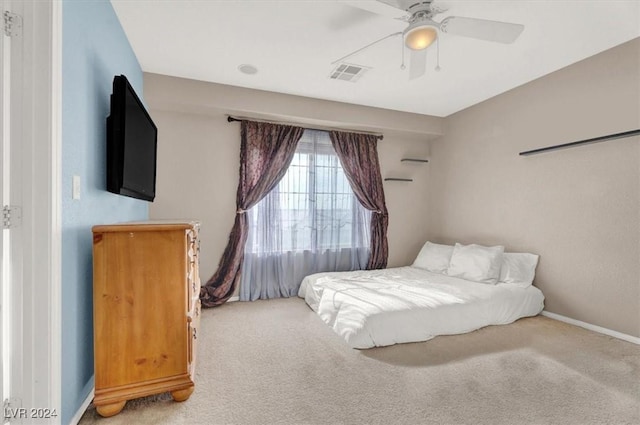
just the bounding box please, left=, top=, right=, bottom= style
left=541, top=311, right=640, bottom=345
left=69, top=388, right=94, bottom=425
left=228, top=296, right=239, bottom=302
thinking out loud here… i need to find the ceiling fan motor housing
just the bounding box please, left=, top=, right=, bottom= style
left=399, top=0, right=435, bottom=14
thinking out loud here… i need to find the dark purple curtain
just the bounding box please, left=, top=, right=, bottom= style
left=329, top=131, right=388, bottom=270
left=200, top=120, right=304, bottom=307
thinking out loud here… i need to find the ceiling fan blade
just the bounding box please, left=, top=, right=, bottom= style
left=327, top=5, right=377, bottom=30
left=376, top=0, right=402, bottom=8
left=440, top=16, right=524, bottom=44
left=409, top=48, right=427, bottom=80
left=344, top=1, right=407, bottom=19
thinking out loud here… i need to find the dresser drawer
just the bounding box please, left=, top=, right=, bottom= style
left=186, top=226, right=200, bottom=308
left=188, top=299, right=201, bottom=376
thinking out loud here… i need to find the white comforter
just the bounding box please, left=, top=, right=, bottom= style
left=298, top=267, right=544, bottom=349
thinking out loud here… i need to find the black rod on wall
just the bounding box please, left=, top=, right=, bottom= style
left=226, top=115, right=384, bottom=140
left=519, top=129, right=640, bottom=156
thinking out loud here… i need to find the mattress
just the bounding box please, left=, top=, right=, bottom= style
left=298, top=266, right=544, bottom=349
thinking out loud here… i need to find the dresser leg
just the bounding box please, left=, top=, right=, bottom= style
left=171, top=386, right=194, bottom=402
left=96, top=401, right=126, bottom=417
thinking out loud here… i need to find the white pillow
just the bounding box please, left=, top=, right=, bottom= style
left=447, top=243, right=504, bottom=284
left=412, top=242, right=454, bottom=273
left=499, top=252, right=539, bottom=288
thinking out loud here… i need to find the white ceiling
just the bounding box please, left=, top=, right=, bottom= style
left=111, top=0, right=640, bottom=117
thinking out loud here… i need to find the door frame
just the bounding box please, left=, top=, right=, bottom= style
left=1, top=0, right=7, bottom=410
left=9, top=0, right=62, bottom=419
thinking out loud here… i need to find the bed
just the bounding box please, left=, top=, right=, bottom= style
left=298, top=258, right=545, bottom=349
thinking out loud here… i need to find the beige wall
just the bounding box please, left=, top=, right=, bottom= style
left=145, top=38, right=639, bottom=337
left=144, top=75, right=438, bottom=292
left=429, top=38, right=640, bottom=337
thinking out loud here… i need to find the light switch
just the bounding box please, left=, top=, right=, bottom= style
left=72, top=175, right=81, bottom=200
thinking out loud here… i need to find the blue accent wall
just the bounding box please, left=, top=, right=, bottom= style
left=62, top=1, right=147, bottom=422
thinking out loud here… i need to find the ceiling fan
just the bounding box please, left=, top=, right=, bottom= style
left=333, top=0, right=525, bottom=80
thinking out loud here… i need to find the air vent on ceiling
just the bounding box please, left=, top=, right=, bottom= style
left=329, top=63, right=370, bottom=82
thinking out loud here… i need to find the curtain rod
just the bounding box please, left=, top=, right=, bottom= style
left=226, top=115, right=384, bottom=140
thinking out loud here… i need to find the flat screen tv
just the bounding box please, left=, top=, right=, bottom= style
left=107, top=75, right=157, bottom=202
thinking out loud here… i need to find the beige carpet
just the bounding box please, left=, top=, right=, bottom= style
left=80, top=297, right=640, bottom=425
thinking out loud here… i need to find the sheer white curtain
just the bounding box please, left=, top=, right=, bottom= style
left=240, top=130, right=371, bottom=301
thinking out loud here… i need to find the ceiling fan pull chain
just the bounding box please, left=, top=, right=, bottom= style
left=331, top=32, right=403, bottom=65
left=400, top=35, right=406, bottom=70
left=435, top=37, right=441, bottom=72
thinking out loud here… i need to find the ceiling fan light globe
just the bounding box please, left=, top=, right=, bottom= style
left=405, top=26, right=438, bottom=50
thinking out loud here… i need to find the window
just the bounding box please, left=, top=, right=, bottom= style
left=246, top=130, right=370, bottom=254
left=241, top=130, right=371, bottom=300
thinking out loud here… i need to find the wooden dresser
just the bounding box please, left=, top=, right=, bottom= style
left=92, top=221, right=201, bottom=417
